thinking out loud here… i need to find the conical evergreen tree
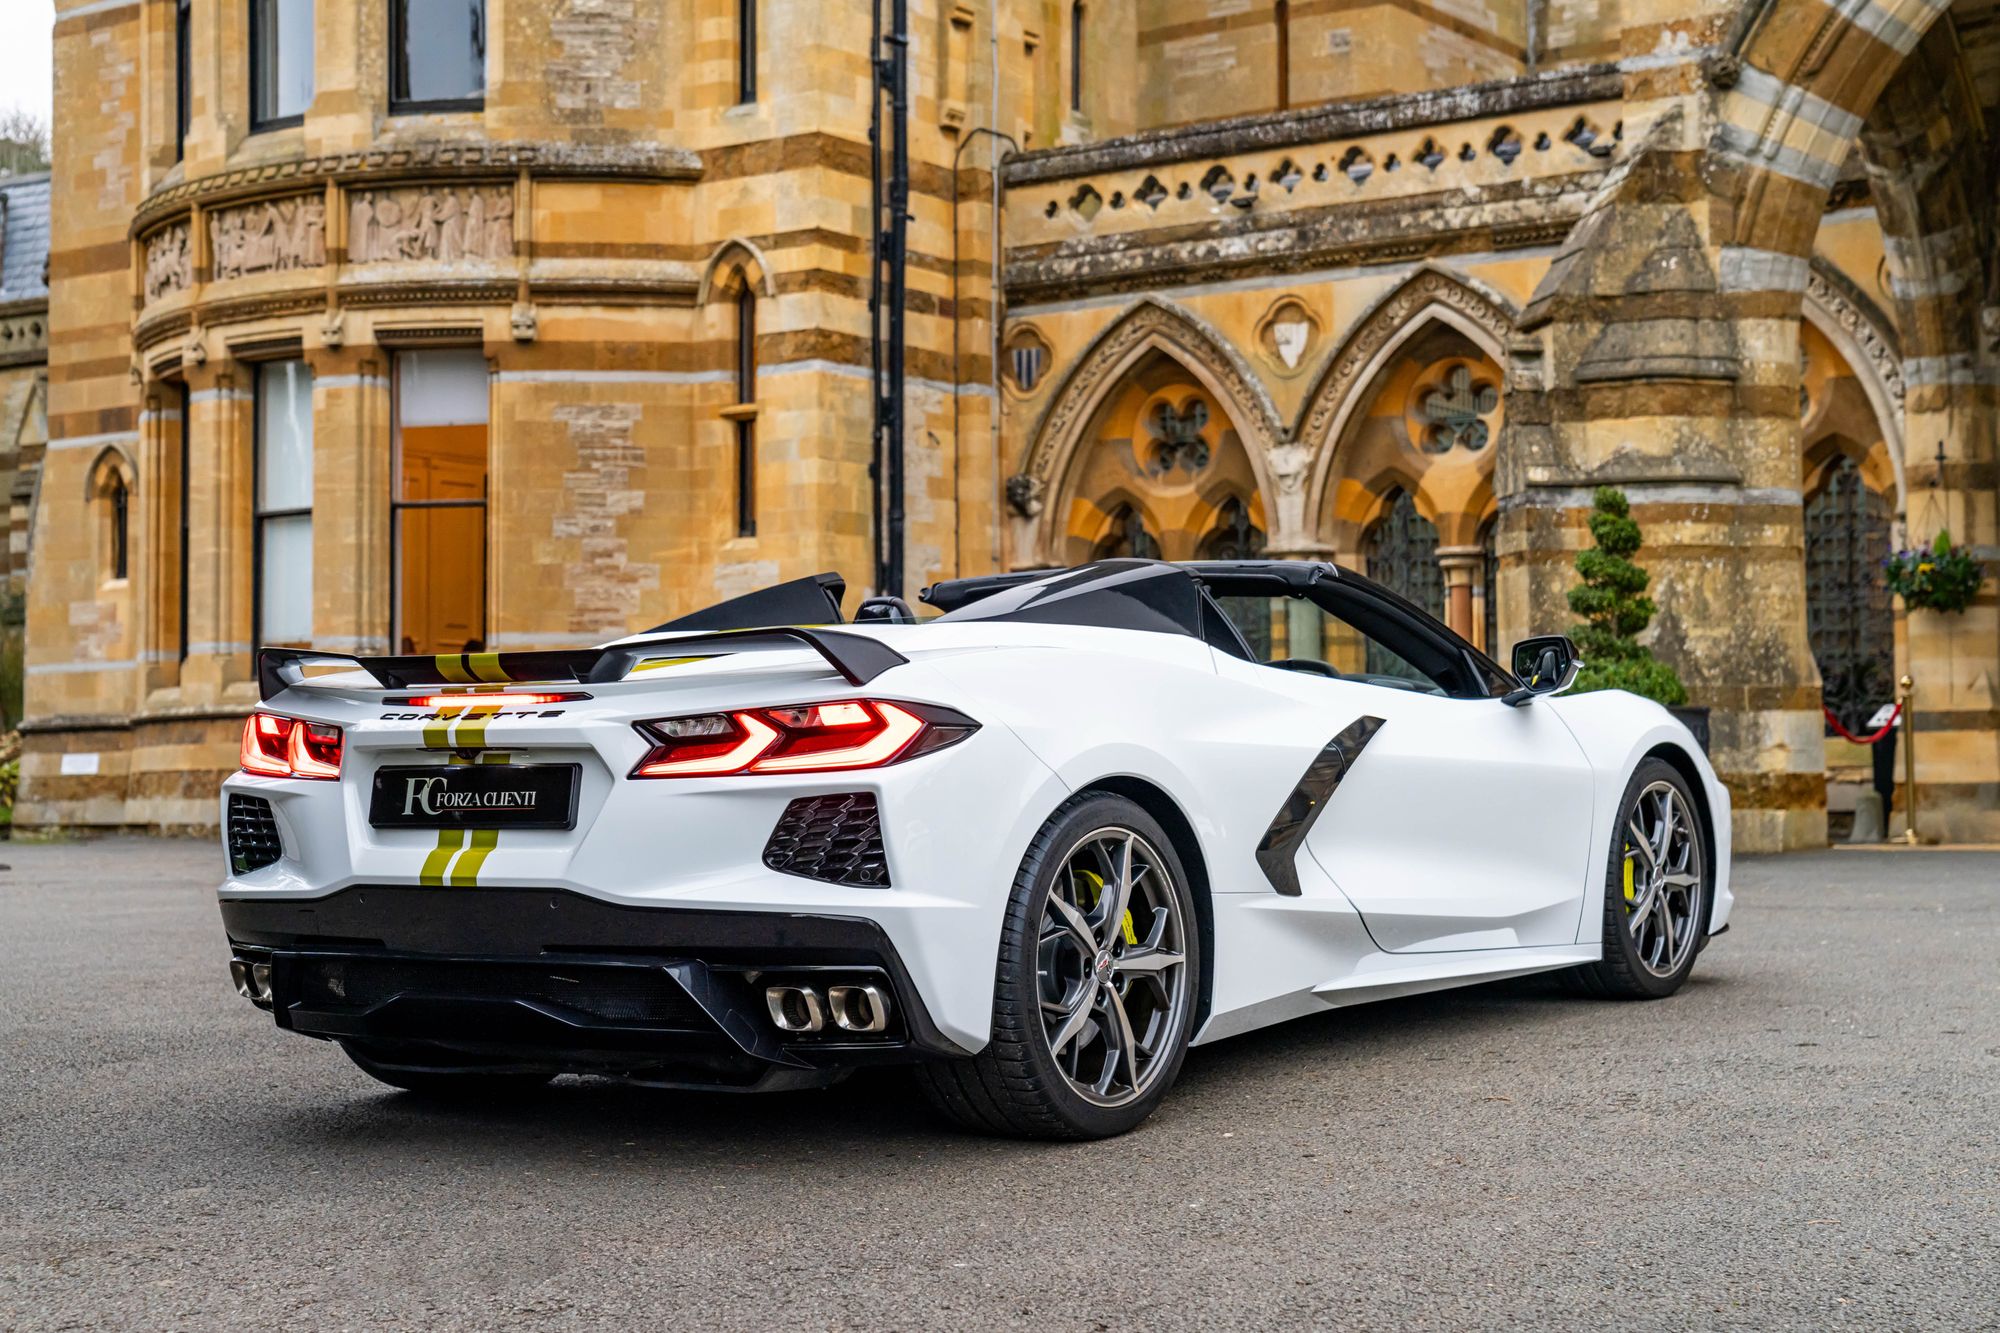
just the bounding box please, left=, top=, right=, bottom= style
left=1567, top=487, right=1688, bottom=705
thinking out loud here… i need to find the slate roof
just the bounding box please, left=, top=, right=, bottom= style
left=0, top=173, right=51, bottom=304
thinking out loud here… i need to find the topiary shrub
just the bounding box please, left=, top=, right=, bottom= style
left=1567, top=486, right=1688, bottom=706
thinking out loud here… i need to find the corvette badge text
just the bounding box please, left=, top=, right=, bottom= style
left=400, top=775, right=540, bottom=817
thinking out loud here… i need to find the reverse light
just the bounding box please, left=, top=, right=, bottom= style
left=631, top=700, right=977, bottom=778
left=239, top=712, right=344, bottom=780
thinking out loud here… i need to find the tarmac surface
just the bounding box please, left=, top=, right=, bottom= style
left=1, top=836, right=1995, bottom=1330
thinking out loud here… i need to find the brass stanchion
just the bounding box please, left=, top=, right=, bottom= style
left=1898, top=674, right=1920, bottom=845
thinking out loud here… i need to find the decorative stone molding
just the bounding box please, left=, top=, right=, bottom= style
left=143, top=222, right=192, bottom=301
left=208, top=195, right=326, bottom=281
left=0, top=299, right=48, bottom=368
left=1024, top=297, right=1284, bottom=487
left=1296, top=266, right=1516, bottom=453
left=1804, top=261, right=1905, bottom=430
left=348, top=185, right=514, bottom=265
left=133, top=140, right=701, bottom=236
left=1020, top=296, right=1286, bottom=561
left=1255, top=296, right=1319, bottom=377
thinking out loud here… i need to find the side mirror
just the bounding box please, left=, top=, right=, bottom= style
left=1503, top=635, right=1582, bottom=707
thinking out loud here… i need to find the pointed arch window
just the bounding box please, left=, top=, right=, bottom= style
left=1362, top=489, right=1443, bottom=678
left=1093, top=504, right=1159, bottom=561
left=734, top=274, right=758, bottom=537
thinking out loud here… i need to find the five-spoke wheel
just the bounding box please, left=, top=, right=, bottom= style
left=1037, top=828, right=1192, bottom=1108
left=1569, top=757, right=1710, bottom=998
left=917, top=793, right=1201, bottom=1138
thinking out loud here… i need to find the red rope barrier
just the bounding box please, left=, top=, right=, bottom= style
left=1824, top=701, right=1900, bottom=744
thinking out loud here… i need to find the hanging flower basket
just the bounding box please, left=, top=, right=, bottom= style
left=1883, top=531, right=1986, bottom=615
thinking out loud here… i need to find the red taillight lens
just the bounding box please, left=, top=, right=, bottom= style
left=239, top=712, right=343, bottom=780
left=630, top=700, right=975, bottom=779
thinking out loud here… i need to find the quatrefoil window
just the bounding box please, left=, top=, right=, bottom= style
left=1146, top=400, right=1212, bottom=476
left=1420, top=365, right=1499, bottom=453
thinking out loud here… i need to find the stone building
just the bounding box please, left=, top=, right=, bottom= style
left=0, top=171, right=51, bottom=731
left=21, top=0, right=1999, bottom=848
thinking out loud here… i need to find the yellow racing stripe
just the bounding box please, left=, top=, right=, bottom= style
left=467, top=652, right=510, bottom=683
left=448, top=829, right=500, bottom=885
left=420, top=829, right=466, bottom=885
left=433, top=653, right=476, bottom=684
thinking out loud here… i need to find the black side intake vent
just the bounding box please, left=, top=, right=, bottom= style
left=763, top=793, right=889, bottom=887
left=227, top=794, right=283, bottom=874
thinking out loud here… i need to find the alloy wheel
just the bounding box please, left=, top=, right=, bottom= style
left=1621, top=781, right=1705, bottom=978
left=1036, top=827, right=1192, bottom=1108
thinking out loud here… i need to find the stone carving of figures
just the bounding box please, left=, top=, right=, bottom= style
left=348, top=194, right=375, bottom=263
left=463, top=189, right=486, bottom=259
left=373, top=195, right=408, bottom=260
left=485, top=189, right=513, bottom=260
left=411, top=192, right=442, bottom=259
left=435, top=189, right=464, bottom=261
left=243, top=202, right=279, bottom=273
left=210, top=213, right=240, bottom=280
left=299, top=198, right=325, bottom=267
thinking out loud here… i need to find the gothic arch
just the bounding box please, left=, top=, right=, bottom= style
left=696, top=239, right=777, bottom=304
left=1017, top=296, right=1284, bottom=562
left=1803, top=258, right=1907, bottom=513
left=1294, top=265, right=1517, bottom=529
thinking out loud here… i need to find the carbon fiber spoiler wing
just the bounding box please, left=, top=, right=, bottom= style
left=256, top=628, right=909, bottom=701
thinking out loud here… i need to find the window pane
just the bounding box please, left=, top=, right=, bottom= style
left=253, top=0, right=316, bottom=123
left=397, top=351, right=487, bottom=502
left=396, top=0, right=485, bottom=104
left=256, top=360, right=313, bottom=511
left=397, top=506, right=485, bottom=654
left=259, top=513, right=313, bottom=645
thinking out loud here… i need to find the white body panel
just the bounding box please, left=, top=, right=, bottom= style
left=220, top=618, right=1733, bottom=1057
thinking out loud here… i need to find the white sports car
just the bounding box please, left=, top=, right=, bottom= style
left=219, top=559, right=1730, bottom=1139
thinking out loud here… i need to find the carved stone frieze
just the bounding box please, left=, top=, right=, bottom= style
left=143, top=223, right=192, bottom=301
left=208, top=196, right=326, bottom=281
left=1804, top=264, right=1906, bottom=428
left=348, top=185, right=515, bottom=265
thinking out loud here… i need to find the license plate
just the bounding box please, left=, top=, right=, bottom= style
left=369, top=764, right=581, bottom=830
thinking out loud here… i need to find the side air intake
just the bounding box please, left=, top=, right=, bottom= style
left=762, top=793, right=889, bottom=887
left=227, top=793, right=283, bottom=874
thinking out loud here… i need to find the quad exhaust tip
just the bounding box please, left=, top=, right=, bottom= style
left=765, top=985, right=825, bottom=1033
left=764, top=981, right=892, bottom=1035
left=229, top=959, right=273, bottom=1003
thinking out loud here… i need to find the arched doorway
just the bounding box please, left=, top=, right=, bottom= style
left=1804, top=454, right=1895, bottom=734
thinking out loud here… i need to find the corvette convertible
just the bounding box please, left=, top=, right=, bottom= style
left=218, top=559, right=1730, bottom=1138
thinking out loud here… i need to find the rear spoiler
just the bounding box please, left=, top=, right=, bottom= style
left=256, top=628, right=909, bottom=701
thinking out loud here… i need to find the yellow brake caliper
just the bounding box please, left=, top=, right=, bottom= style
left=1073, top=868, right=1139, bottom=945
left=1622, top=840, right=1637, bottom=907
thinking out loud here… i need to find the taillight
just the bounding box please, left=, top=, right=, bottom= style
left=239, top=712, right=344, bottom=780
left=395, top=692, right=586, bottom=709
left=631, top=700, right=976, bottom=778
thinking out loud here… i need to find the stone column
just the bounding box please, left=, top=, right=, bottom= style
left=1436, top=546, right=1482, bottom=643
left=1503, top=112, right=1826, bottom=852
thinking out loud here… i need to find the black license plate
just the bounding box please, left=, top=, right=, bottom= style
left=369, top=764, right=581, bottom=830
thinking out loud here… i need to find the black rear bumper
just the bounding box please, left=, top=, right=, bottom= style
left=220, top=887, right=967, bottom=1088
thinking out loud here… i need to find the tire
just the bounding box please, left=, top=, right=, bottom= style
left=916, top=793, right=1201, bottom=1139
left=341, top=1042, right=555, bottom=1099
left=1568, top=758, right=1710, bottom=999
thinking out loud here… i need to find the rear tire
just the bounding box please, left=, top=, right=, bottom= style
left=1568, top=758, right=1709, bottom=999
left=342, top=1042, right=555, bottom=1099
left=917, top=793, right=1201, bottom=1139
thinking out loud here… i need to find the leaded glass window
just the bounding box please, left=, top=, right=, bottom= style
left=1363, top=489, right=1443, bottom=679
left=1805, top=456, right=1895, bottom=733
left=1094, top=505, right=1160, bottom=561
left=1199, top=496, right=1269, bottom=660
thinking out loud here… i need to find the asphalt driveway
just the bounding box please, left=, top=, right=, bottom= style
left=1, top=838, right=1994, bottom=1330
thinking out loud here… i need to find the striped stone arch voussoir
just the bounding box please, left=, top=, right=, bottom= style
left=1718, top=0, right=1953, bottom=261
